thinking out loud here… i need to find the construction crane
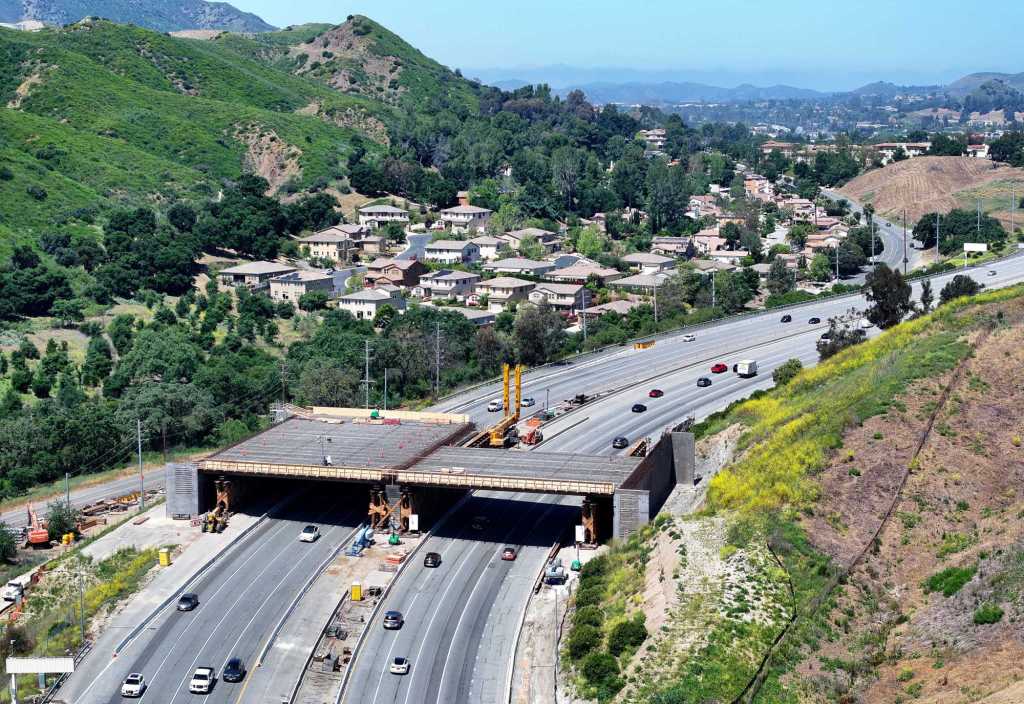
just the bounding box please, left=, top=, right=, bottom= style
left=488, top=363, right=522, bottom=447
left=25, top=504, right=49, bottom=548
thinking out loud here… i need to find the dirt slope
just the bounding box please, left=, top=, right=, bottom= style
left=839, top=156, right=1024, bottom=228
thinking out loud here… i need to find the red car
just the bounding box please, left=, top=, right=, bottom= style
left=501, top=547, right=517, bottom=561
left=648, top=389, right=664, bottom=398
left=710, top=363, right=728, bottom=374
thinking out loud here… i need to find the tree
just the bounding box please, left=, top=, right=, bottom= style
left=766, top=258, right=795, bottom=295
left=167, top=202, right=197, bottom=232
left=0, top=388, right=21, bottom=417
left=913, top=210, right=1006, bottom=254
left=373, top=304, right=398, bottom=329
left=513, top=304, right=566, bottom=366
left=929, top=134, right=967, bottom=156
left=809, top=253, right=833, bottom=282
left=295, top=358, right=362, bottom=407
left=108, top=314, right=135, bottom=356
left=772, top=358, right=803, bottom=386
left=607, top=616, right=647, bottom=656
left=919, top=279, right=934, bottom=313
left=298, top=290, right=329, bottom=312
left=50, top=298, right=86, bottom=328
left=82, top=335, right=113, bottom=386
left=864, top=264, right=912, bottom=328
left=46, top=501, right=81, bottom=540
left=787, top=222, right=814, bottom=249
left=574, top=225, right=608, bottom=258
left=0, top=523, right=16, bottom=561
left=817, top=320, right=867, bottom=360
left=939, top=274, right=981, bottom=305
left=989, top=131, right=1024, bottom=167
left=551, top=146, right=585, bottom=210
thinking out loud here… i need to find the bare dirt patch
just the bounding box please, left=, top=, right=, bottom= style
left=796, top=302, right=1024, bottom=703
left=839, top=156, right=1024, bottom=228
left=234, top=125, right=302, bottom=193
left=7, top=63, right=50, bottom=109
left=297, top=100, right=389, bottom=145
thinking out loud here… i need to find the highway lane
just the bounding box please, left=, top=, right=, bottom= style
left=70, top=489, right=363, bottom=704
left=441, top=252, right=1024, bottom=430
left=342, top=493, right=576, bottom=704
left=341, top=255, right=1024, bottom=704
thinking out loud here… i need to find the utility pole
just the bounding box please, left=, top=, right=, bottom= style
left=1012, top=185, right=1016, bottom=235
left=65, top=473, right=70, bottom=511
left=936, top=212, right=941, bottom=259
left=383, top=369, right=388, bottom=412
left=161, top=420, right=167, bottom=465
left=870, top=218, right=876, bottom=264
left=434, top=322, right=441, bottom=398
left=582, top=309, right=587, bottom=343
left=902, top=208, right=908, bottom=275
left=834, top=245, right=840, bottom=282
left=78, top=570, right=85, bottom=645
left=652, top=279, right=659, bottom=324
left=280, top=361, right=287, bottom=406
left=711, top=272, right=716, bottom=309
left=362, top=340, right=373, bottom=409
left=136, top=419, right=144, bottom=511
left=977, top=198, right=982, bottom=238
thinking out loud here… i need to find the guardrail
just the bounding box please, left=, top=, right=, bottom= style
left=437, top=248, right=1024, bottom=412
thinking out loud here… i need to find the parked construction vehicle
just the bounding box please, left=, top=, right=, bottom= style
left=488, top=363, right=523, bottom=448
left=25, top=504, right=49, bottom=548
left=544, top=558, right=567, bottom=585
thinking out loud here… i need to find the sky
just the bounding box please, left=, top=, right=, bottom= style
left=231, top=0, right=1024, bottom=90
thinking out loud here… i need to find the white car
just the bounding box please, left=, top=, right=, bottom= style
left=390, top=657, right=410, bottom=675
left=521, top=397, right=535, bottom=407
left=189, top=667, right=215, bottom=694
left=2, top=581, right=23, bottom=601
left=299, top=525, right=320, bottom=543
left=988, top=269, right=997, bottom=277
left=486, top=399, right=503, bottom=412
left=120, top=673, right=145, bottom=698
left=682, top=334, right=696, bottom=342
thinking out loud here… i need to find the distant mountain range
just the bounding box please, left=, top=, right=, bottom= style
left=551, top=81, right=827, bottom=104
left=0, top=0, right=275, bottom=32
left=945, top=72, right=1024, bottom=98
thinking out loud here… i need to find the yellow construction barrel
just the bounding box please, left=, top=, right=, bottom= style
left=158, top=548, right=172, bottom=567
left=351, top=581, right=362, bottom=602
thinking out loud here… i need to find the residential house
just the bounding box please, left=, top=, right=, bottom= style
left=750, top=262, right=773, bottom=279
left=500, top=227, right=562, bottom=253
left=440, top=205, right=493, bottom=232
left=545, top=263, right=622, bottom=286
left=417, top=270, right=481, bottom=300
left=638, top=128, right=667, bottom=150
left=708, top=250, right=750, bottom=265
left=357, top=234, right=387, bottom=256
left=872, top=142, right=931, bottom=165
left=692, top=229, right=727, bottom=254
left=297, top=229, right=356, bottom=264
left=474, top=276, right=535, bottom=312
left=651, top=236, right=693, bottom=257
left=690, top=259, right=737, bottom=274
left=483, top=257, right=556, bottom=277
left=424, top=240, right=480, bottom=265
left=688, top=194, right=720, bottom=219
left=469, top=235, right=504, bottom=261
left=364, top=257, right=427, bottom=288
left=580, top=299, right=642, bottom=320
left=336, top=287, right=406, bottom=321
left=219, top=261, right=297, bottom=290
left=967, top=143, right=990, bottom=159
left=358, top=204, right=410, bottom=228
left=442, top=306, right=495, bottom=327
left=620, top=252, right=675, bottom=274
left=528, top=283, right=589, bottom=313
left=608, top=272, right=671, bottom=295
left=760, top=140, right=796, bottom=158
left=268, top=269, right=334, bottom=303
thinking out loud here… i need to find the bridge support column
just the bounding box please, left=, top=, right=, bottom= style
left=368, top=485, right=391, bottom=530
left=581, top=495, right=612, bottom=544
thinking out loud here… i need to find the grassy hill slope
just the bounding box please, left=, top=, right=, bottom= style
left=0, top=19, right=393, bottom=236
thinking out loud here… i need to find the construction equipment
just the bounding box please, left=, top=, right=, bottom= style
left=346, top=526, right=375, bottom=557
left=488, top=363, right=523, bottom=448
left=520, top=428, right=544, bottom=445
left=544, top=558, right=567, bottom=585
left=25, top=504, right=49, bottom=548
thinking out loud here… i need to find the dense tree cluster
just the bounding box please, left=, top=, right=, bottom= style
left=912, top=209, right=1007, bottom=255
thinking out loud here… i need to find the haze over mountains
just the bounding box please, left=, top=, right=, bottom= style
left=0, top=0, right=274, bottom=32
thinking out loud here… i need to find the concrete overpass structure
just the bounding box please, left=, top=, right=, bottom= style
left=167, top=407, right=692, bottom=541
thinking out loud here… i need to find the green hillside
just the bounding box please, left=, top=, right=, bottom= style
left=0, top=19, right=392, bottom=236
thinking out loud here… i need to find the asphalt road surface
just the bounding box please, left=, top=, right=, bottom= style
left=822, top=187, right=923, bottom=276
left=70, top=490, right=363, bottom=704
left=340, top=254, right=1024, bottom=704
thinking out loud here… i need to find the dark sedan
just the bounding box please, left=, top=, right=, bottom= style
left=631, top=403, right=647, bottom=413
left=696, top=377, right=712, bottom=388
left=222, top=658, right=245, bottom=683
left=612, top=436, right=629, bottom=449
left=176, top=593, right=199, bottom=611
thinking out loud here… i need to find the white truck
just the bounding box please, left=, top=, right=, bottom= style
left=735, top=360, right=758, bottom=378
left=2, top=581, right=23, bottom=602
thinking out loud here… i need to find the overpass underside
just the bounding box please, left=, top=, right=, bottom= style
left=168, top=408, right=694, bottom=541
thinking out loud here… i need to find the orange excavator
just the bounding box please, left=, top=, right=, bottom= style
left=25, top=504, right=50, bottom=548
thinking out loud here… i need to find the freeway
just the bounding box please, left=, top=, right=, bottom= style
left=341, top=255, right=1024, bottom=704
left=67, top=490, right=364, bottom=704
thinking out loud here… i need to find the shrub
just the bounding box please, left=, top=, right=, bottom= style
left=772, top=358, right=803, bottom=386
left=924, top=565, right=976, bottom=597
left=566, top=623, right=602, bottom=659
left=26, top=184, right=47, bottom=200
left=0, top=166, right=13, bottom=181
left=607, top=616, right=648, bottom=656
left=581, top=651, right=619, bottom=684
left=573, top=605, right=604, bottom=629
left=973, top=603, right=1004, bottom=625
left=575, top=584, right=605, bottom=609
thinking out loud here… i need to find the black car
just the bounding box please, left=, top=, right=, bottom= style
left=820, top=330, right=832, bottom=340
left=808, top=317, right=821, bottom=324
left=612, top=436, right=629, bottom=449
left=780, top=314, right=792, bottom=323
left=631, top=403, right=647, bottom=413
left=696, top=377, right=712, bottom=388
left=176, top=593, right=199, bottom=611
left=222, top=658, right=245, bottom=683
left=423, top=552, right=442, bottom=568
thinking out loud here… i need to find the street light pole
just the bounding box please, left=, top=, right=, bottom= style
left=136, top=419, right=144, bottom=511
left=902, top=208, right=908, bottom=275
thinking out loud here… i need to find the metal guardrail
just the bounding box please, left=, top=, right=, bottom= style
left=437, top=248, right=1024, bottom=412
